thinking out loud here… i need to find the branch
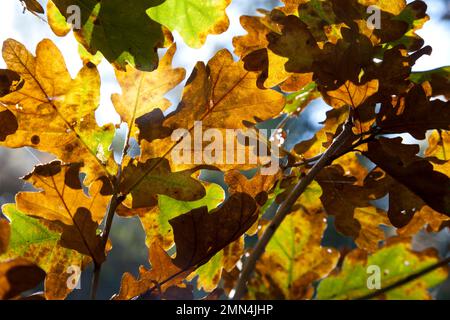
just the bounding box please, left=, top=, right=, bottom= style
left=233, top=113, right=356, bottom=300
left=356, top=255, right=450, bottom=300
left=90, top=263, right=101, bottom=300
left=90, top=159, right=127, bottom=299
left=90, top=169, right=127, bottom=299
left=288, top=129, right=378, bottom=169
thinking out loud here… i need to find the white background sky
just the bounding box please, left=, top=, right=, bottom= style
left=0, top=0, right=449, bottom=126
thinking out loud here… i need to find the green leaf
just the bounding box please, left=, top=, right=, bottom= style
left=283, top=82, right=319, bottom=113
left=147, top=0, right=231, bottom=48
left=49, top=0, right=166, bottom=70
left=410, top=66, right=450, bottom=98
left=1, top=204, right=59, bottom=259
left=1, top=204, right=85, bottom=300
left=139, top=183, right=225, bottom=249
left=316, top=239, right=448, bottom=300
left=158, top=183, right=225, bottom=236
left=385, top=0, right=429, bottom=52
left=194, top=251, right=224, bottom=291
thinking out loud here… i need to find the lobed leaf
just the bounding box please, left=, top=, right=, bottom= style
left=317, top=238, right=448, bottom=300
left=147, top=0, right=231, bottom=48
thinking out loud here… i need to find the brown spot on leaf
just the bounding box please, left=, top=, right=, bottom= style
left=31, top=135, right=40, bottom=145
left=0, top=109, right=18, bottom=141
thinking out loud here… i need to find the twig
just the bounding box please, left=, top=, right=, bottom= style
left=356, top=256, right=450, bottom=300
left=289, top=154, right=323, bottom=167
left=90, top=187, right=124, bottom=300
left=233, top=112, right=356, bottom=300
left=90, top=156, right=127, bottom=299
left=90, top=263, right=101, bottom=300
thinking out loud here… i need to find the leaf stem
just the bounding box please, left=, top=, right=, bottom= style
left=233, top=112, right=356, bottom=300
left=356, top=255, right=450, bottom=300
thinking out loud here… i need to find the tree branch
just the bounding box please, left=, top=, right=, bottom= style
left=90, top=164, right=126, bottom=299
left=233, top=113, right=356, bottom=300
left=90, top=262, right=101, bottom=300
left=90, top=183, right=124, bottom=300
left=356, top=255, right=450, bottom=300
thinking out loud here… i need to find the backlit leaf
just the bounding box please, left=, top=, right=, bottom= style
left=16, top=161, right=111, bottom=264
left=364, top=137, right=450, bottom=217
left=324, top=79, right=379, bottom=109
left=0, top=258, right=45, bottom=300
left=0, top=39, right=117, bottom=184
left=116, top=193, right=258, bottom=299
left=112, top=44, right=186, bottom=142
left=1, top=204, right=85, bottom=300
left=139, top=183, right=225, bottom=249
left=147, top=0, right=231, bottom=48
left=49, top=0, right=166, bottom=70
left=247, top=182, right=340, bottom=299
left=317, top=238, right=448, bottom=300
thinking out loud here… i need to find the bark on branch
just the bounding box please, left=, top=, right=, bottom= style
left=233, top=113, right=356, bottom=300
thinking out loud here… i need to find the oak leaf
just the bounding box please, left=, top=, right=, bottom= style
left=247, top=182, right=340, bottom=299
left=137, top=183, right=225, bottom=249
left=1, top=204, right=86, bottom=300
left=112, top=44, right=185, bottom=142
left=0, top=39, right=117, bottom=184
left=16, top=161, right=111, bottom=264
left=0, top=258, right=45, bottom=300
left=364, top=137, right=450, bottom=217
left=317, top=238, right=448, bottom=300
left=116, top=193, right=258, bottom=299
left=376, top=85, right=450, bottom=140
left=147, top=0, right=231, bottom=48
left=410, top=66, right=450, bottom=98
left=48, top=0, right=166, bottom=70
left=267, top=13, right=321, bottom=73
left=324, top=79, right=379, bottom=109
left=20, top=0, right=44, bottom=14
left=120, top=157, right=210, bottom=209
left=316, top=165, right=390, bottom=252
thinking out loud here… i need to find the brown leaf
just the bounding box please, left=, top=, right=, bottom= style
left=116, top=193, right=258, bottom=299
left=21, top=0, right=44, bottom=14
left=0, top=258, right=45, bottom=300
left=170, top=193, right=257, bottom=269
left=120, top=157, right=209, bottom=209
left=0, top=69, right=23, bottom=97
left=267, top=12, right=321, bottom=73
left=164, top=49, right=285, bottom=131
left=0, top=220, right=10, bottom=255
left=115, top=242, right=187, bottom=300
left=16, top=161, right=111, bottom=264
left=313, top=27, right=375, bottom=89
left=225, top=170, right=280, bottom=204
left=0, top=109, right=18, bottom=142
left=59, top=208, right=105, bottom=264
left=364, top=137, right=450, bottom=217
left=377, top=85, right=450, bottom=139
left=127, top=48, right=285, bottom=200
left=316, top=165, right=389, bottom=251
left=233, top=12, right=295, bottom=88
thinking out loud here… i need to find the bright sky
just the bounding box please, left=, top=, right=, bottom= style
left=1, top=0, right=449, bottom=126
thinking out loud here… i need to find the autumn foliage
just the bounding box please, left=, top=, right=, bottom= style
left=0, top=0, right=449, bottom=300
